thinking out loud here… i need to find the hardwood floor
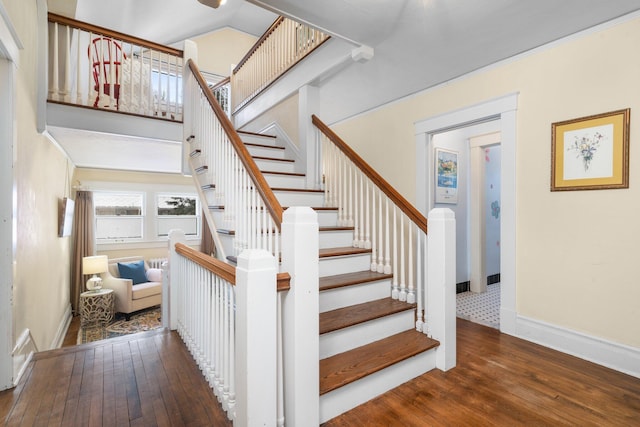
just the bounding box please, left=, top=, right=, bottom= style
left=2, top=318, right=639, bottom=426
left=323, top=319, right=640, bottom=426
left=0, top=329, right=232, bottom=426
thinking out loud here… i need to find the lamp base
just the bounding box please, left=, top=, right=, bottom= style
left=86, top=276, right=103, bottom=292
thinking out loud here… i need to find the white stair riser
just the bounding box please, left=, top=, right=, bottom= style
left=319, top=253, right=371, bottom=276
left=320, top=310, right=415, bottom=359
left=218, top=233, right=236, bottom=260
left=239, top=133, right=278, bottom=146
left=320, top=279, right=391, bottom=313
left=246, top=145, right=287, bottom=159
left=319, top=230, right=353, bottom=249
left=264, top=174, right=306, bottom=189
left=254, top=158, right=295, bottom=173
left=319, top=350, right=437, bottom=423
left=315, top=210, right=339, bottom=227
left=274, top=191, right=325, bottom=206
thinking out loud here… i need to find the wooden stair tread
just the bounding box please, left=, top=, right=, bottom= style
left=271, top=187, right=324, bottom=193
left=252, top=156, right=295, bottom=162
left=237, top=130, right=276, bottom=138
left=319, top=270, right=393, bottom=292
left=261, top=170, right=305, bottom=176
left=244, top=142, right=285, bottom=150
left=320, top=298, right=415, bottom=335
left=319, top=330, right=439, bottom=395
left=319, top=247, right=371, bottom=258
left=283, top=206, right=337, bottom=211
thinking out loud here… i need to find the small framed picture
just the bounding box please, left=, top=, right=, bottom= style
left=435, top=148, right=458, bottom=204
left=551, top=109, right=630, bottom=191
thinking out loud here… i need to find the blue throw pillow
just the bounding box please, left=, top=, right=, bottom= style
left=118, top=260, right=147, bottom=285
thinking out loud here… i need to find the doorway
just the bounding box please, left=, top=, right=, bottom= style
left=415, top=93, right=517, bottom=335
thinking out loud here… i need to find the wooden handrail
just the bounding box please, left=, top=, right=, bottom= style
left=176, top=242, right=236, bottom=283
left=233, top=17, right=285, bottom=74
left=312, top=114, right=428, bottom=234
left=187, top=59, right=284, bottom=229
left=48, top=12, right=183, bottom=57
left=175, top=242, right=291, bottom=291
left=209, top=76, right=231, bottom=92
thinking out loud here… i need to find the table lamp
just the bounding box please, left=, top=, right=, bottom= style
left=83, top=255, right=108, bottom=292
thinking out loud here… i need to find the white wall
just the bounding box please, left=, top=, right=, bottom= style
left=485, top=146, right=501, bottom=277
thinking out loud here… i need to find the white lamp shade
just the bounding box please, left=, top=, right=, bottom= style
left=83, top=255, right=108, bottom=275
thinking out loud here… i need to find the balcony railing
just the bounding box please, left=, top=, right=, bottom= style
left=231, top=17, right=330, bottom=114
left=47, top=13, right=184, bottom=121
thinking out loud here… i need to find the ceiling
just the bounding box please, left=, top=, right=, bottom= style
left=49, top=0, right=640, bottom=173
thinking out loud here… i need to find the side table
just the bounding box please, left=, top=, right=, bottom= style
left=79, top=289, right=115, bottom=327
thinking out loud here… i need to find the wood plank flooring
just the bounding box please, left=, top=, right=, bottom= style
left=2, top=318, right=639, bottom=426
left=322, top=318, right=640, bottom=426
left=0, top=329, right=232, bottom=427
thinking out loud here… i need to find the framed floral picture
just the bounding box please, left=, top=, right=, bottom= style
left=551, top=109, right=630, bottom=191
left=435, top=148, right=458, bottom=203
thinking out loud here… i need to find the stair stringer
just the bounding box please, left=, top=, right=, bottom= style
left=319, top=350, right=437, bottom=423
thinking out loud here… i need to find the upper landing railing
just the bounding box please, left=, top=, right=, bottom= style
left=47, top=13, right=184, bottom=121
left=231, top=17, right=330, bottom=114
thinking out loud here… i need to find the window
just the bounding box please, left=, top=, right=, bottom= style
left=94, top=192, right=144, bottom=242
left=156, top=194, right=199, bottom=237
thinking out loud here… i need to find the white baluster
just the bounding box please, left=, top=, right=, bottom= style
left=399, top=214, right=407, bottom=301
left=415, top=232, right=424, bottom=331
left=392, top=206, right=399, bottom=299
left=75, top=28, right=82, bottom=104
left=377, top=190, right=384, bottom=273
left=87, top=31, right=93, bottom=105
left=384, top=197, right=392, bottom=274
left=51, top=23, right=59, bottom=101
left=407, top=222, right=416, bottom=303
left=370, top=189, right=377, bottom=272
left=358, top=172, right=365, bottom=247
left=364, top=180, right=371, bottom=249
left=62, top=25, right=71, bottom=102
left=352, top=171, right=360, bottom=247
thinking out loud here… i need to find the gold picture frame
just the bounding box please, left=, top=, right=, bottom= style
left=551, top=108, right=630, bottom=191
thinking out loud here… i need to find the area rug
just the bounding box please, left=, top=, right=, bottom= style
left=77, top=306, right=162, bottom=344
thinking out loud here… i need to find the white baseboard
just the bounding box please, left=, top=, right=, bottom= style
left=516, top=315, right=640, bottom=379
left=12, top=329, right=36, bottom=387
left=51, top=303, right=72, bottom=349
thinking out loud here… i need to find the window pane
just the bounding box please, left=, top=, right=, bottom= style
left=95, top=193, right=143, bottom=216
left=158, top=217, right=198, bottom=236
left=96, top=217, right=143, bottom=240
left=94, top=192, right=144, bottom=241
left=157, top=195, right=197, bottom=216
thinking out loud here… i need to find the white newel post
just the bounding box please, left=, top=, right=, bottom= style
left=235, top=249, right=278, bottom=427
left=281, top=207, right=319, bottom=426
left=166, top=229, right=186, bottom=330
left=427, top=208, right=456, bottom=371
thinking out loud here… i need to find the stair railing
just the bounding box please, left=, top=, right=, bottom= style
left=184, top=59, right=283, bottom=259
left=312, top=115, right=431, bottom=332
left=47, top=13, right=183, bottom=120
left=231, top=17, right=330, bottom=114
left=167, top=230, right=290, bottom=424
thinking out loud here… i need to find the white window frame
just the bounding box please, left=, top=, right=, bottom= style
left=94, top=190, right=145, bottom=243
left=155, top=192, right=200, bottom=239
left=86, top=181, right=200, bottom=251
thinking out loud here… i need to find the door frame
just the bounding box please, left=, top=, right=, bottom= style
left=0, top=0, right=21, bottom=390
left=415, top=93, right=518, bottom=335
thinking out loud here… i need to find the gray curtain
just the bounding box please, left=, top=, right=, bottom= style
left=71, top=191, right=95, bottom=314
left=201, top=211, right=216, bottom=257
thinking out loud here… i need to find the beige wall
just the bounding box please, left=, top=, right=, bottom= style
left=6, top=0, right=75, bottom=351
left=240, top=94, right=300, bottom=146
left=333, top=17, right=640, bottom=348
left=191, top=28, right=257, bottom=77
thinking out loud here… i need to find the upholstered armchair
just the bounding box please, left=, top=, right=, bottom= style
left=100, top=256, right=162, bottom=319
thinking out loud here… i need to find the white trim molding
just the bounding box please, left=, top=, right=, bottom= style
left=51, top=303, right=73, bottom=349
left=517, top=315, right=640, bottom=379
left=12, top=329, right=37, bottom=387
left=414, top=92, right=519, bottom=336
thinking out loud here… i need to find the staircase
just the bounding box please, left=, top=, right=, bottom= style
left=191, top=129, right=440, bottom=422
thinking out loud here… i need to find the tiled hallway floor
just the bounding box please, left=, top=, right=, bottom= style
left=456, top=283, right=500, bottom=329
